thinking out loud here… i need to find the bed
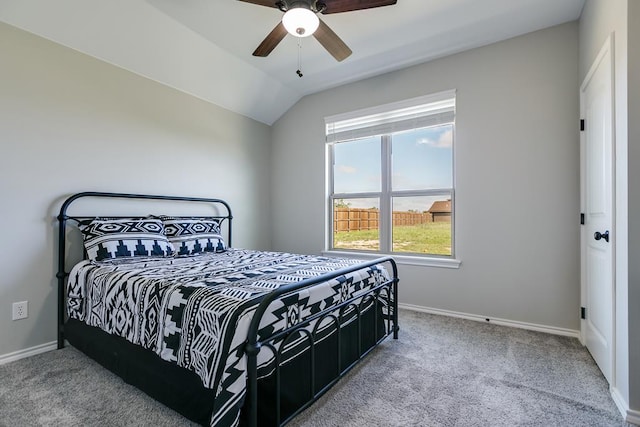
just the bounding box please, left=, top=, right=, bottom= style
left=56, top=192, right=399, bottom=427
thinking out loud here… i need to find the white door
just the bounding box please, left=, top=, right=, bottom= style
left=580, top=35, right=614, bottom=384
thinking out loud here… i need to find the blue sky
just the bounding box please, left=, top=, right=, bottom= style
left=333, top=125, right=453, bottom=211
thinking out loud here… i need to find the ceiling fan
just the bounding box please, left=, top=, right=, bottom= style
left=239, top=0, right=398, bottom=62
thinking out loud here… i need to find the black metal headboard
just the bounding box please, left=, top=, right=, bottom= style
left=56, top=191, right=233, bottom=349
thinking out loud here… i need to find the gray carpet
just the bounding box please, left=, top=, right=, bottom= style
left=0, top=310, right=627, bottom=426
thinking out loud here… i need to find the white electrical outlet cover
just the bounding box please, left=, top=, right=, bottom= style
left=12, top=301, right=28, bottom=320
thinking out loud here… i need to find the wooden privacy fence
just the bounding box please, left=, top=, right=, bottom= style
left=334, top=207, right=433, bottom=232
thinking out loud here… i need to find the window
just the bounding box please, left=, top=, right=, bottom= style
left=326, top=90, right=455, bottom=259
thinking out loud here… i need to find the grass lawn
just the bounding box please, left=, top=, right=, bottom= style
left=334, top=222, right=451, bottom=255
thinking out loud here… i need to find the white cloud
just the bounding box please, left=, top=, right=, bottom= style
left=337, top=165, right=357, bottom=174
left=417, top=129, right=453, bottom=148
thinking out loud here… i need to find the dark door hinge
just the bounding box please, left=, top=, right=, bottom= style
left=580, top=119, right=585, bottom=131
left=580, top=213, right=585, bottom=225
left=581, top=307, right=586, bottom=319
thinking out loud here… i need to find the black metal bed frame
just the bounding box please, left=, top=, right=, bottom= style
left=56, top=191, right=399, bottom=427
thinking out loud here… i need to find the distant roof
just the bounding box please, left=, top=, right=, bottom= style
left=428, top=200, right=452, bottom=213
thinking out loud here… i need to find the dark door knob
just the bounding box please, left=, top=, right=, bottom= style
left=594, top=230, right=610, bottom=242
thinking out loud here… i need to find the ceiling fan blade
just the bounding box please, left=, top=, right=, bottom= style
left=313, top=19, right=352, bottom=62
left=237, top=0, right=280, bottom=9
left=253, top=22, right=288, bottom=57
left=320, top=0, right=397, bottom=14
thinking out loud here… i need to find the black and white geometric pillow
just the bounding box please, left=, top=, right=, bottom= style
left=161, top=217, right=227, bottom=256
left=81, top=218, right=174, bottom=262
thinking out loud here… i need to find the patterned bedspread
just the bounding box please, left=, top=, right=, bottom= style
left=67, top=249, right=390, bottom=427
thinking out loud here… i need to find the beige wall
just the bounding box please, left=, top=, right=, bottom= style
left=0, top=22, right=272, bottom=356
left=272, top=23, right=580, bottom=330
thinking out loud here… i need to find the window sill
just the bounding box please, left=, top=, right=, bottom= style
left=321, top=250, right=462, bottom=269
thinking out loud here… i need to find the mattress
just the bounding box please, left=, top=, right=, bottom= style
left=67, top=248, right=391, bottom=426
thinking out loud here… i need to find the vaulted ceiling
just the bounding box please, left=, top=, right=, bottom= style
left=0, top=0, right=585, bottom=124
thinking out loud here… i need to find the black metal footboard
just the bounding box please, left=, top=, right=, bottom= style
left=245, top=257, right=399, bottom=427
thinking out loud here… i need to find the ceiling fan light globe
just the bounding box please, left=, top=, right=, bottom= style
left=282, top=7, right=319, bottom=38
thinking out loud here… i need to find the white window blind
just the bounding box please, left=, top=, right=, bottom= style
left=325, top=90, right=456, bottom=143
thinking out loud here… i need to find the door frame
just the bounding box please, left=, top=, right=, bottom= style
left=579, top=33, right=616, bottom=385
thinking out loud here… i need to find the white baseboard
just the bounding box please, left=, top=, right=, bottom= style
left=610, top=387, right=629, bottom=423
left=0, top=341, right=57, bottom=365
left=627, top=410, right=640, bottom=426
left=610, top=386, right=640, bottom=426
left=398, top=303, right=580, bottom=338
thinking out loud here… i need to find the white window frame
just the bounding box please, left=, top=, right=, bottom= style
left=324, top=90, right=461, bottom=269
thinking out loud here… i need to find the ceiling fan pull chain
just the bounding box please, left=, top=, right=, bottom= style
left=296, top=38, right=304, bottom=78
